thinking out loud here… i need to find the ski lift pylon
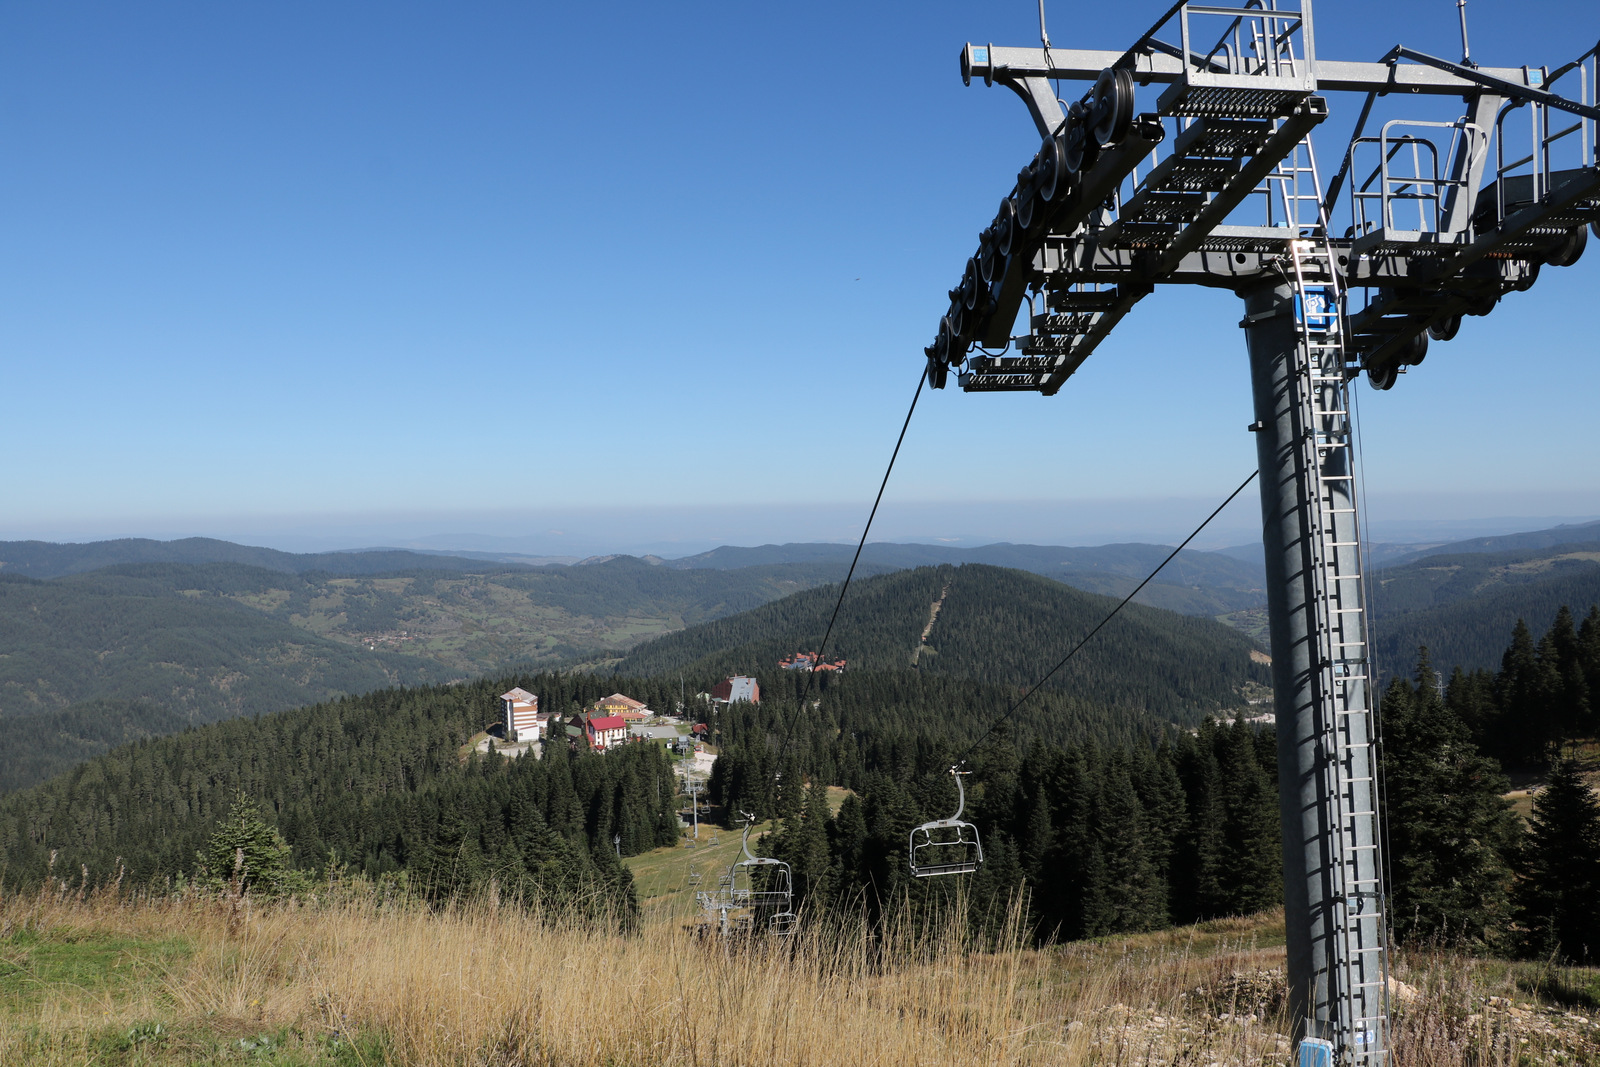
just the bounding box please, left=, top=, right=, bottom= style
left=909, top=767, right=984, bottom=877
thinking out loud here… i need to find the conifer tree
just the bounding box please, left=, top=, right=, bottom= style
left=1496, top=620, right=1548, bottom=764
left=1579, top=607, right=1600, bottom=735
left=1445, top=666, right=1499, bottom=755
left=198, top=794, right=304, bottom=898
left=1169, top=727, right=1218, bottom=923
left=1381, top=650, right=1518, bottom=948
left=1515, top=756, right=1600, bottom=963
left=1543, top=606, right=1591, bottom=742
left=1217, top=720, right=1282, bottom=915
left=827, top=792, right=870, bottom=909
left=781, top=781, right=833, bottom=911
left=1090, top=752, right=1165, bottom=934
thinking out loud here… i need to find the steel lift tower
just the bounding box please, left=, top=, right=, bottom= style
left=921, top=4, right=1598, bottom=1064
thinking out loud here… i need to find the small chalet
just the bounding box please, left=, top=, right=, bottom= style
left=499, top=688, right=542, bottom=743
left=711, top=676, right=760, bottom=704
left=585, top=714, right=628, bottom=751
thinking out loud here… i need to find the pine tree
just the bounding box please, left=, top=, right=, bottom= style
left=1090, top=752, right=1165, bottom=935
left=783, top=781, right=833, bottom=911
left=827, top=792, right=870, bottom=909
left=1216, top=720, right=1282, bottom=915
left=1580, top=607, right=1600, bottom=737
left=1496, top=620, right=1545, bottom=764
left=1515, top=756, right=1600, bottom=963
left=1445, top=666, right=1499, bottom=755
left=1172, top=723, right=1228, bottom=922
left=197, top=794, right=304, bottom=898
left=1544, top=606, right=1591, bottom=743
left=1381, top=650, right=1518, bottom=949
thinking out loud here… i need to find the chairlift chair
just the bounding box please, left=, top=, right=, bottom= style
left=909, top=768, right=985, bottom=877
left=729, top=813, right=794, bottom=909
left=768, top=910, right=799, bottom=937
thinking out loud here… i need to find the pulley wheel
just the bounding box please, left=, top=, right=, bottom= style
left=1545, top=226, right=1587, bottom=268
left=979, top=238, right=1001, bottom=285
left=934, top=317, right=953, bottom=364
left=953, top=259, right=979, bottom=310
left=1037, top=136, right=1067, bottom=203
left=1063, top=102, right=1096, bottom=174
left=942, top=314, right=967, bottom=366
left=1427, top=314, right=1461, bottom=342
left=947, top=300, right=966, bottom=339
left=1091, top=68, right=1135, bottom=147
left=926, top=354, right=948, bottom=390
left=1016, top=192, right=1036, bottom=232
left=1402, top=329, right=1429, bottom=366
left=1367, top=361, right=1398, bottom=391
left=996, top=198, right=1019, bottom=257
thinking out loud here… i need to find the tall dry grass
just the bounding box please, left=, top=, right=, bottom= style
left=1, top=881, right=1595, bottom=1066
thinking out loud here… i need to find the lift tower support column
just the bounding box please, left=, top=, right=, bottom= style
left=923, top=4, right=1600, bottom=1061
left=1243, top=278, right=1385, bottom=1057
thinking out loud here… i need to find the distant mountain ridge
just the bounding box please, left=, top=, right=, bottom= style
left=1385, top=519, right=1600, bottom=564
left=663, top=541, right=1267, bottom=615
left=0, top=537, right=534, bottom=580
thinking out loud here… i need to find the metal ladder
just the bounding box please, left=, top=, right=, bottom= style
left=1286, top=225, right=1392, bottom=1067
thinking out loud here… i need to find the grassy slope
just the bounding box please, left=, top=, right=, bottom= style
left=3, top=892, right=1595, bottom=1067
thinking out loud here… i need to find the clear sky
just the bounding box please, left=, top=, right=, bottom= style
left=3, top=1, right=1597, bottom=555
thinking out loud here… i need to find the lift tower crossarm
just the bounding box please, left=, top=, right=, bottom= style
left=1381, top=45, right=1600, bottom=123
left=968, top=45, right=1541, bottom=98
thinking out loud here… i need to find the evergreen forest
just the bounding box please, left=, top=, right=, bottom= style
left=1, top=566, right=1596, bottom=961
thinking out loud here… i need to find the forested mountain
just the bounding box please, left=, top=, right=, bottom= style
left=0, top=556, right=876, bottom=792
left=0, top=674, right=689, bottom=904
left=614, top=564, right=1270, bottom=722
left=1369, top=542, right=1600, bottom=676
left=666, top=541, right=1267, bottom=615
left=0, top=536, right=531, bottom=579
left=0, top=667, right=1159, bottom=909
left=0, top=571, right=450, bottom=792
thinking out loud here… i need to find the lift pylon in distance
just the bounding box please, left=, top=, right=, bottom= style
left=908, top=768, right=984, bottom=877
left=918, top=4, right=1597, bottom=1065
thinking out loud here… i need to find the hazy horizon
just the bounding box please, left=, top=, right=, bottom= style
left=5, top=491, right=1597, bottom=560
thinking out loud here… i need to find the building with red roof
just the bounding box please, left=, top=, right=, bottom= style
left=585, top=714, right=628, bottom=751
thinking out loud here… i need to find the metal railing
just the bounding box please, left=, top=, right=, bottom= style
left=1347, top=120, right=1483, bottom=237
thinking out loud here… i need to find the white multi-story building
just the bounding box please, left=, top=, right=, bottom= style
left=500, top=687, right=541, bottom=743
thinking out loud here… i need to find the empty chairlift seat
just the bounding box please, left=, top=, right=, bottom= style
left=908, top=768, right=985, bottom=877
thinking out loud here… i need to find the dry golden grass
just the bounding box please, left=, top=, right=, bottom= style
left=1, top=882, right=1595, bottom=1066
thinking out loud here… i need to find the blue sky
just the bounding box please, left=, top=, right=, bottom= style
left=3, top=1, right=1597, bottom=555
